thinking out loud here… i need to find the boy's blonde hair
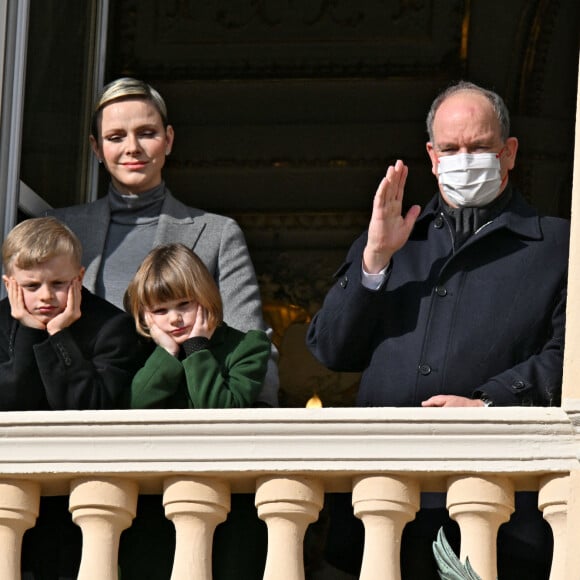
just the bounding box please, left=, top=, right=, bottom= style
left=124, top=243, right=223, bottom=338
left=2, top=217, right=82, bottom=274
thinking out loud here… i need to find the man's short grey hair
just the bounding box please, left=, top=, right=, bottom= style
left=426, top=81, right=511, bottom=143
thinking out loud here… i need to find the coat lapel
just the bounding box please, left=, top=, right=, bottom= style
left=78, top=189, right=207, bottom=290
left=154, top=190, right=207, bottom=250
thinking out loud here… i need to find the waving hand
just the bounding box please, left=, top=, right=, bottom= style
left=363, top=160, right=421, bottom=273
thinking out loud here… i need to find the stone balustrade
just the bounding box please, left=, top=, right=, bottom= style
left=0, top=406, right=577, bottom=579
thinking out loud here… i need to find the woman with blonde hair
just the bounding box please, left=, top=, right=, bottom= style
left=48, top=76, right=278, bottom=407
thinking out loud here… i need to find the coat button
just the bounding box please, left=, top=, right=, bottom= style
left=434, top=216, right=444, bottom=229
left=339, top=276, right=348, bottom=289
left=435, top=286, right=447, bottom=297
left=418, top=363, right=432, bottom=375
left=512, top=380, right=526, bottom=390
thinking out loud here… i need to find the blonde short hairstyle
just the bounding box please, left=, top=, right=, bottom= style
left=124, top=243, right=223, bottom=338
left=2, top=217, right=82, bottom=274
left=91, top=77, right=169, bottom=141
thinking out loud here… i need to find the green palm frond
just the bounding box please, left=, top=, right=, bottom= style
left=432, top=527, right=484, bottom=580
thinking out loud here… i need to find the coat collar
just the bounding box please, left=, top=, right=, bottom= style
left=415, top=185, right=543, bottom=242
left=82, top=186, right=208, bottom=290
left=153, top=188, right=207, bottom=248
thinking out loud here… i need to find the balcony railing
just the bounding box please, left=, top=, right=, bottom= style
left=0, top=405, right=578, bottom=580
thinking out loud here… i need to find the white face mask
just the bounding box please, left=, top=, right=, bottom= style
left=437, top=152, right=502, bottom=207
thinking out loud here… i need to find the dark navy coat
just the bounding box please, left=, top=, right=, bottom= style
left=307, top=189, right=569, bottom=407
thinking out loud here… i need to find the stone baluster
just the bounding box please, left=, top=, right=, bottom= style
left=163, top=476, right=230, bottom=580
left=539, top=473, right=569, bottom=580
left=0, top=479, right=40, bottom=580
left=447, top=475, right=514, bottom=580
left=256, top=476, right=324, bottom=580
left=562, top=470, right=580, bottom=579
left=352, top=474, right=420, bottom=580
left=69, top=477, right=138, bottom=580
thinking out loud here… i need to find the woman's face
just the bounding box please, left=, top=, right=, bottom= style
left=91, top=99, right=174, bottom=195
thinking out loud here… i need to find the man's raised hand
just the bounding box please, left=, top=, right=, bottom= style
left=363, top=160, right=421, bottom=273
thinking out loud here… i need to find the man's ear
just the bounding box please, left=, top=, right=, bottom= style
left=503, top=137, right=518, bottom=171
left=426, top=142, right=438, bottom=176
left=78, top=267, right=86, bottom=283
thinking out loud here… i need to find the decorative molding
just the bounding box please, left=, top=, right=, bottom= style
left=255, top=253, right=342, bottom=316
left=517, top=0, right=558, bottom=115
left=169, top=157, right=404, bottom=169
left=232, top=210, right=369, bottom=232
left=109, top=0, right=467, bottom=79
left=225, top=212, right=369, bottom=314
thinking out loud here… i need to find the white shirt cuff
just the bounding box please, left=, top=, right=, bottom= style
left=361, top=262, right=389, bottom=290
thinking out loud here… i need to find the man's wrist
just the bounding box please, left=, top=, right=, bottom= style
left=473, top=389, right=494, bottom=407
left=362, top=252, right=392, bottom=275
left=479, top=394, right=494, bottom=407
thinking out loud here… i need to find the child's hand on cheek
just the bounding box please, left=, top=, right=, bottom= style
left=46, top=278, right=82, bottom=336
left=190, top=304, right=215, bottom=340
left=145, top=312, right=180, bottom=356
left=2, top=275, right=46, bottom=330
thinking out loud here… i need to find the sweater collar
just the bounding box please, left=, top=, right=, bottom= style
left=108, top=182, right=166, bottom=224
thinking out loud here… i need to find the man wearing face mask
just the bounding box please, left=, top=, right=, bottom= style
left=307, top=81, right=569, bottom=578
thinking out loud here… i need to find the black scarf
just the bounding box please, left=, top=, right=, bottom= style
left=439, top=185, right=513, bottom=248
